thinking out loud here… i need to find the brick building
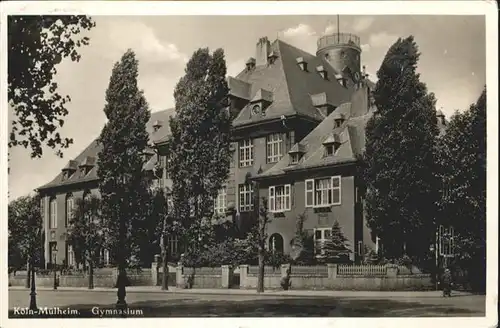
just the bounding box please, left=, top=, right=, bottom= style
left=37, top=31, right=446, bottom=268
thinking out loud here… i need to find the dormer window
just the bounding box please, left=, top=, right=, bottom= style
left=316, top=65, right=328, bottom=80
left=288, top=143, right=305, bottom=165
left=153, top=120, right=163, bottom=132
left=323, top=134, right=342, bottom=157
left=62, top=160, right=78, bottom=180
left=250, top=88, right=273, bottom=117
left=325, top=145, right=334, bottom=156
left=268, top=51, right=278, bottom=65
left=251, top=104, right=262, bottom=116
left=79, top=156, right=96, bottom=177
left=335, top=73, right=346, bottom=87
left=246, top=57, right=256, bottom=71
left=296, top=57, right=308, bottom=71
left=334, top=114, right=346, bottom=128
left=436, top=110, right=446, bottom=125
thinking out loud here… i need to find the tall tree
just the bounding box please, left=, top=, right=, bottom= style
left=8, top=16, right=95, bottom=158
left=67, top=195, right=105, bottom=289
left=436, top=88, right=486, bottom=291
left=363, top=36, right=439, bottom=261
left=168, top=48, right=231, bottom=257
left=256, top=196, right=271, bottom=293
left=8, top=194, right=43, bottom=287
left=97, top=49, right=151, bottom=309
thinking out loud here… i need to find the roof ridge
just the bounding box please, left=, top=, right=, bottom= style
left=277, top=40, right=301, bottom=117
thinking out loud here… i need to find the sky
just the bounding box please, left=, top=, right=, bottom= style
left=8, top=15, right=486, bottom=201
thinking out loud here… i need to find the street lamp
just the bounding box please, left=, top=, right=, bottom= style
left=116, top=174, right=129, bottom=310
left=29, top=258, right=38, bottom=311
left=53, top=245, right=58, bottom=290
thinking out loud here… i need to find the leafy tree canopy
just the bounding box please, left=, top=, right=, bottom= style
left=97, top=49, right=151, bottom=267
left=8, top=16, right=95, bottom=158
left=168, top=47, right=231, bottom=251
left=8, top=194, right=43, bottom=268
left=364, top=35, right=439, bottom=260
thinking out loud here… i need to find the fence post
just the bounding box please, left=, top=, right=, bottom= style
left=221, top=265, right=232, bottom=289
left=239, top=265, right=248, bottom=289
left=280, top=264, right=290, bottom=278
left=327, top=263, right=337, bottom=279
left=176, top=263, right=184, bottom=288
left=386, top=265, right=398, bottom=278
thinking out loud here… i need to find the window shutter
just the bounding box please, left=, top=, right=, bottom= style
left=269, top=186, right=275, bottom=212
left=331, top=176, right=341, bottom=205
left=305, top=179, right=314, bottom=207
left=284, top=184, right=291, bottom=211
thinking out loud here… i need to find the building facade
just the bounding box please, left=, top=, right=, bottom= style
left=39, top=31, right=446, bottom=268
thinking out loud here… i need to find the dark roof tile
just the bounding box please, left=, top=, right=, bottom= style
left=38, top=108, right=175, bottom=191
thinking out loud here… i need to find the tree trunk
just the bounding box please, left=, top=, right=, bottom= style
left=161, top=234, right=169, bottom=290
left=25, top=258, right=31, bottom=288
left=257, top=245, right=265, bottom=293
left=88, top=253, right=94, bottom=289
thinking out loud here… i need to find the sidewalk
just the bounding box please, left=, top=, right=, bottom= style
left=8, top=285, right=475, bottom=298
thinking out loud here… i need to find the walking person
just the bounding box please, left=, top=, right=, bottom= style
left=441, top=268, right=453, bottom=297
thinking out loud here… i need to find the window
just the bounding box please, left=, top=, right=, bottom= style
left=65, top=195, right=74, bottom=227
left=214, top=187, right=227, bottom=215
left=103, top=249, right=110, bottom=265
left=166, top=194, right=174, bottom=212
left=49, top=242, right=57, bottom=264
left=314, top=228, right=332, bottom=255
left=168, top=235, right=179, bottom=257
left=49, top=198, right=57, bottom=229
left=357, top=241, right=364, bottom=256
left=290, top=153, right=300, bottom=165
left=269, top=185, right=291, bottom=212
left=266, top=133, right=284, bottom=163
left=325, top=145, right=334, bottom=156
left=269, top=233, right=284, bottom=253
left=239, top=184, right=254, bottom=212
left=67, top=244, right=75, bottom=267
left=239, top=139, right=254, bottom=167
left=305, top=176, right=341, bottom=207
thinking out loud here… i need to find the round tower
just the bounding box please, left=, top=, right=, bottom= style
left=316, top=33, right=362, bottom=84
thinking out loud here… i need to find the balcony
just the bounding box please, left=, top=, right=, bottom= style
left=317, top=33, right=361, bottom=52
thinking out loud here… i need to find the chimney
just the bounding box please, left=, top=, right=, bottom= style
left=256, top=37, right=271, bottom=66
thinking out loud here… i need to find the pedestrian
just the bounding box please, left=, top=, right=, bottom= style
left=441, top=268, right=452, bottom=297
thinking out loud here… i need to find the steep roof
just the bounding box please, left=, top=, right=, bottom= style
left=257, top=87, right=374, bottom=178
left=38, top=108, right=175, bottom=191
left=231, top=39, right=353, bottom=127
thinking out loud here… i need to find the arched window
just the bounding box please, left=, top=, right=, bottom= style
left=65, top=193, right=74, bottom=227
left=49, top=197, right=57, bottom=229
left=269, top=233, right=284, bottom=254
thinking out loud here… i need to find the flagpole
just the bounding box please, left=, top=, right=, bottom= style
left=337, top=14, right=340, bottom=42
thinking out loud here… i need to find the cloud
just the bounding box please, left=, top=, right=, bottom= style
left=282, top=24, right=317, bottom=54
left=352, top=16, right=375, bottom=32
left=99, top=20, right=188, bottom=65
left=361, top=44, right=371, bottom=52
left=323, top=24, right=336, bottom=35
left=368, top=32, right=398, bottom=48
left=283, top=23, right=316, bottom=38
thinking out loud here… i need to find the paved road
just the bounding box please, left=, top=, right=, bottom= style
left=8, top=289, right=485, bottom=317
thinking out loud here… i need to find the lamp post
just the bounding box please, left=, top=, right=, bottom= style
left=116, top=174, right=129, bottom=310
left=53, top=245, right=58, bottom=290
left=29, top=257, right=37, bottom=310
